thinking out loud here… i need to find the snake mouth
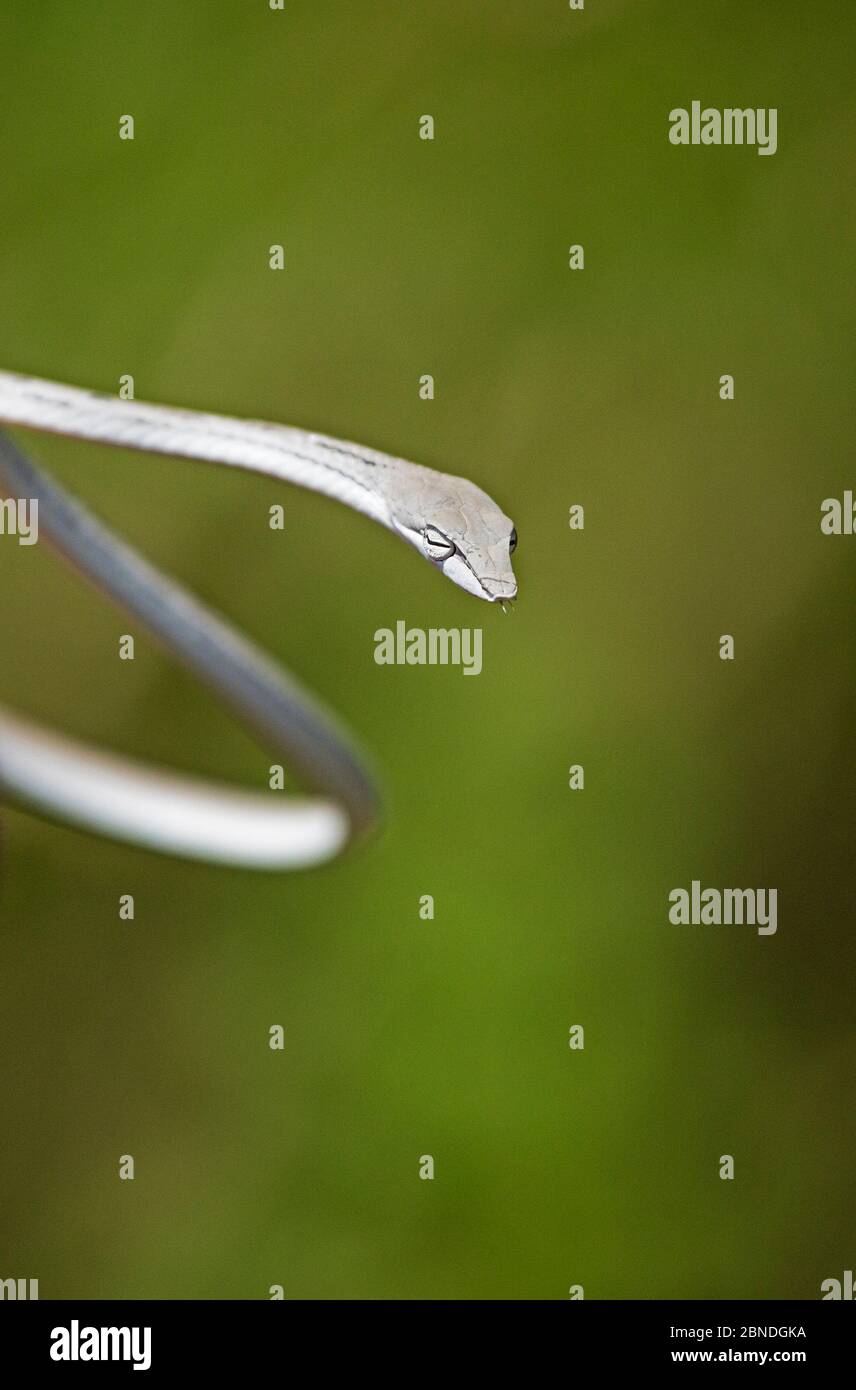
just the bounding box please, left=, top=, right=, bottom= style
left=480, top=577, right=518, bottom=604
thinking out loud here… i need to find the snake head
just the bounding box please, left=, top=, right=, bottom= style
left=389, top=469, right=518, bottom=604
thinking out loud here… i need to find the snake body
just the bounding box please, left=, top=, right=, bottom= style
left=0, top=370, right=517, bottom=868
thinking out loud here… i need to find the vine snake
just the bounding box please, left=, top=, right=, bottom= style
left=0, top=370, right=517, bottom=869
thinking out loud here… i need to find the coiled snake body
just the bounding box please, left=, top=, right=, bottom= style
left=0, top=371, right=517, bottom=869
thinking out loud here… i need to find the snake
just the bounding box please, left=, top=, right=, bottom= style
left=0, top=370, right=517, bottom=869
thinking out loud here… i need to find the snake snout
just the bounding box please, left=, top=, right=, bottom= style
left=480, top=576, right=518, bottom=603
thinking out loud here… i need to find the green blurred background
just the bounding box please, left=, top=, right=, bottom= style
left=0, top=0, right=853, bottom=1299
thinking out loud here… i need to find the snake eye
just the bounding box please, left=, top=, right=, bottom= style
left=423, top=527, right=455, bottom=561
left=509, top=527, right=517, bottom=553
